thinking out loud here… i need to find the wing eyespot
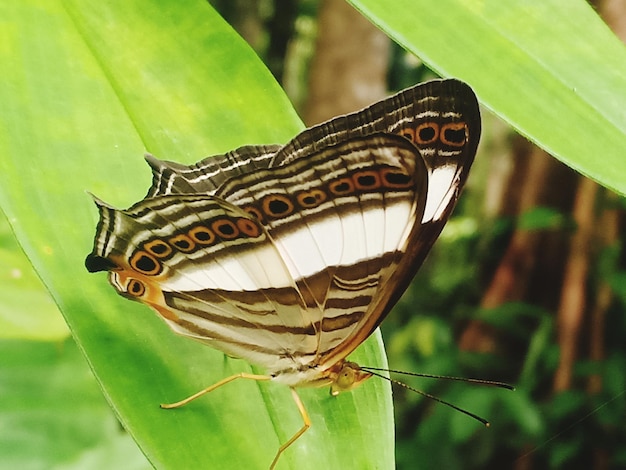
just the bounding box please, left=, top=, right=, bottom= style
left=328, top=177, right=355, bottom=196
left=263, top=195, right=295, bottom=218
left=211, top=219, right=239, bottom=239
left=415, top=122, right=440, bottom=145
left=380, top=168, right=413, bottom=189
left=236, top=217, right=262, bottom=237
left=296, top=189, right=327, bottom=208
left=189, top=226, right=216, bottom=245
left=130, top=251, right=161, bottom=276
left=440, top=122, right=468, bottom=147
left=169, top=234, right=196, bottom=252
left=243, top=205, right=265, bottom=222
left=353, top=170, right=381, bottom=190
left=144, top=239, right=173, bottom=258
left=126, top=278, right=146, bottom=297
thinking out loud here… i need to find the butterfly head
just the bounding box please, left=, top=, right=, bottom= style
left=329, top=361, right=373, bottom=396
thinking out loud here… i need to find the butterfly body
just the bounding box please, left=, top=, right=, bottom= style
left=86, top=78, right=480, bottom=466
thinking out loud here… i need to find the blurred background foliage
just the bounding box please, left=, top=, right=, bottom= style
left=2, top=0, right=626, bottom=468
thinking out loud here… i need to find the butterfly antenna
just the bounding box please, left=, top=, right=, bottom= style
left=361, top=367, right=515, bottom=427
left=362, top=366, right=515, bottom=390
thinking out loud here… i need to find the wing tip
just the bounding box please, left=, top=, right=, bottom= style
left=85, top=253, right=118, bottom=273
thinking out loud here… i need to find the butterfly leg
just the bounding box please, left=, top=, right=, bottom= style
left=269, top=387, right=310, bottom=470
left=160, top=372, right=271, bottom=408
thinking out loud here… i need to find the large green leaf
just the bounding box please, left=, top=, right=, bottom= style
left=0, top=338, right=149, bottom=469
left=0, top=1, right=392, bottom=469
left=0, top=211, right=67, bottom=340
left=10, top=0, right=620, bottom=467
left=351, top=0, right=626, bottom=195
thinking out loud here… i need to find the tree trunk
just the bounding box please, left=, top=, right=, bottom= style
left=304, top=0, right=390, bottom=125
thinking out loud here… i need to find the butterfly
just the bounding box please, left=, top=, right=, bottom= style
left=85, top=78, right=481, bottom=468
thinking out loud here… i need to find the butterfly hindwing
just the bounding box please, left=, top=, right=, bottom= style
left=86, top=193, right=329, bottom=370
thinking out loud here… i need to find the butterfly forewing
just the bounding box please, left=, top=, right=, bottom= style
left=214, top=133, right=428, bottom=367
left=265, top=79, right=480, bottom=364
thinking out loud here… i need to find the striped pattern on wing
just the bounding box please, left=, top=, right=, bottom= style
left=148, top=79, right=479, bottom=229
left=86, top=133, right=427, bottom=378
left=87, top=194, right=318, bottom=372
left=145, top=144, right=281, bottom=198
left=85, top=78, right=480, bottom=383
left=147, top=80, right=479, bottom=329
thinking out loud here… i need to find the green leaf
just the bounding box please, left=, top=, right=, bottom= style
left=350, top=0, right=626, bottom=195
left=0, top=1, right=393, bottom=469
left=0, top=338, right=149, bottom=469
left=498, top=388, right=544, bottom=440
left=608, top=271, right=626, bottom=306
left=0, top=212, right=67, bottom=340
left=517, top=206, right=570, bottom=231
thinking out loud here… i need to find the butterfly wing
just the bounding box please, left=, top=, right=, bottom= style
left=145, top=144, right=282, bottom=198
left=265, top=78, right=481, bottom=366
left=86, top=78, right=480, bottom=382
left=86, top=132, right=427, bottom=379
left=214, top=133, right=429, bottom=373
left=86, top=193, right=331, bottom=372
